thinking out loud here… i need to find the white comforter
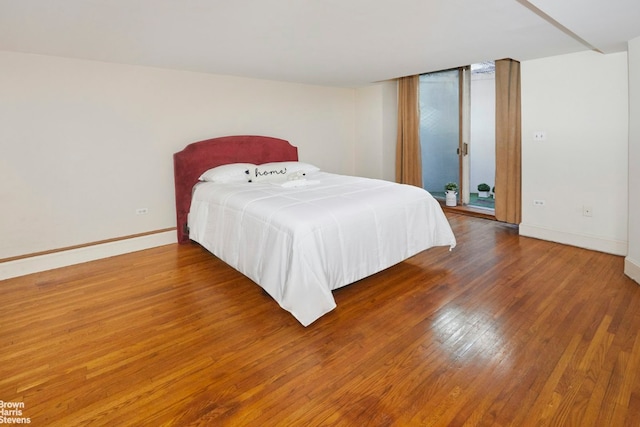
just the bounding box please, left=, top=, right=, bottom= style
left=188, top=172, right=456, bottom=326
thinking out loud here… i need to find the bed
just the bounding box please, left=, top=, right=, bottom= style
left=174, top=135, right=456, bottom=326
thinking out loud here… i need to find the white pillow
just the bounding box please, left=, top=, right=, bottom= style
left=199, top=163, right=255, bottom=183
left=248, top=161, right=320, bottom=182
left=260, top=161, right=320, bottom=174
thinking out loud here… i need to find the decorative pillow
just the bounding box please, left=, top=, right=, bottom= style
left=248, top=161, right=320, bottom=182
left=249, top=164, right=290, bottom=182
left=260, top=161, right=320, bottom=174
left=199, top=163, right=255, bottom=183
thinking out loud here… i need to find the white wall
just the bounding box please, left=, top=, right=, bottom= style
left=354, top=81, right=397, bottom=181
left=519, top=51, right=629, bottom=255
left=626, top=37, right=640, bottom=283
left=0, top=52, right=356, bottom=272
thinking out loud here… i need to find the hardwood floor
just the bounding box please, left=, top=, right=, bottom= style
left=1, top=214, right=639, bottom=426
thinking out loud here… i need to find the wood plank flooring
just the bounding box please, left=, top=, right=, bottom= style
left=1, top=214, right=639, bottom=426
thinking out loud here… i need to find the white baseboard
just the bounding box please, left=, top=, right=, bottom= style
left=519, top=223, right=627, bottom=256
left=0, top=230, right=177, bottom=281
left=625, top=258, right=640, bottom=285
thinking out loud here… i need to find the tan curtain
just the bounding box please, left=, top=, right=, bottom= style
left=495, top=59, right=521, bottom=224
left=396, top=75, right=422, bottom=186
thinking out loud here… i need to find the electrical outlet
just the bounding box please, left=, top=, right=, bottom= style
left=533, top=199, right=545, bottom=206
left=583, top=206, right=593, bottom=217
left=136, top=208, right=149, bottom=215
left=533, top=131, right=547, bottom=141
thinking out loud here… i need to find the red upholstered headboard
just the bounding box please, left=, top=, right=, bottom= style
left=173, top=135, right=298, bottom=243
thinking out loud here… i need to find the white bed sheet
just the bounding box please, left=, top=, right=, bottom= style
left=188, top=171, right=456, bottom=326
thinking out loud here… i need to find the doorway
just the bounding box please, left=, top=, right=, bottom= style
left=419, top=62, right=496, bottom=211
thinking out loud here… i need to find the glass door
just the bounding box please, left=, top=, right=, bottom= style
left=419, top=69, right=461, bottom=202
left=420, top=62, right=496, bottom=211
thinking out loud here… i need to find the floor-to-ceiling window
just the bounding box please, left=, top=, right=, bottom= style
left=419, top=69, right=460, bottom=197
left=420, top=62, right=496, bottom=211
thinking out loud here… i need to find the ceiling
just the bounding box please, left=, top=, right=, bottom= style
left=1, top=0, right=639, bottom=87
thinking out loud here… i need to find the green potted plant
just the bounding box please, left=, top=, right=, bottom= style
left=444, top=182, right=458, bottom=206
left=444, top=182, right=458, bottom=192
left=477, top=183, right=490, bottom=198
